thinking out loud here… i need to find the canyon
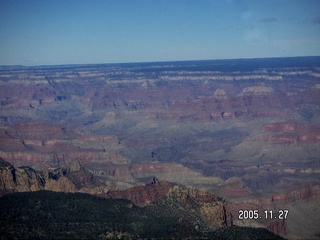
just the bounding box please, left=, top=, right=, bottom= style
left=0, top=57, right=320, bottom=239
left=0, top=157, right=233, bottom=234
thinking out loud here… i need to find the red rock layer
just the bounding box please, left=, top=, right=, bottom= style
left=0, top=122, right=128, bottom=167
left=101, top=181, right=177, bottom=207
left=264, top=123, right=320, bottom=143
left=7, top=122, right=66, bottom=140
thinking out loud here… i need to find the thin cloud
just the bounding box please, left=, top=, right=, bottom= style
left=312, top=15, right=320, bottom=24
left=259, top=17, right=276, bottom=23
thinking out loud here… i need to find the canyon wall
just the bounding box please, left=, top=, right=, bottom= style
left=1, top=58, right=319, bottom=239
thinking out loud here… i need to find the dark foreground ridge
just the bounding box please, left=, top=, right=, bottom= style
left=0, top=190, right=285, bottom=240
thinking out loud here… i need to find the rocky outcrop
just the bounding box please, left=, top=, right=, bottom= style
left=0, top=158, right=103, bottom=193
left=0, top=158, right=45, bottom=192
left=0, top=157, right=18, bottom=190
left=241, top=86, right=273, bottom=95
left=213, top=88, right=228, bottom=99
left=1, top=157, right=233, bottom=231
left=166, top=185, right=233, bottom=227
left=44, top=176, right=77, bottom=192
left=100, top=181, right=232, bottom=229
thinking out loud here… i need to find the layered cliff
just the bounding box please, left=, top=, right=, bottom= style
left=1, top=58, right=320, bottom=239
left=0, top=122, right=128, bottom=168
left=0, top=158, right=103, bottom=194
left=264, top=123, right=320, bottom=143
left=0, top=157, right=45, bottom=192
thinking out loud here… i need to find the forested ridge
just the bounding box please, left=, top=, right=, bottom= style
left=0, top=191, right=285, bottom=239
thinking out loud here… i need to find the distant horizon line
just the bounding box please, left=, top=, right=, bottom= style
left=1, top=55, right=320, bottom=68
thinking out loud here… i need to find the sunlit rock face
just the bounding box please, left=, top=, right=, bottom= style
left=0, top=158, right=104, bottom=193
left=100, top=181, right=233, bottom=229
left=0, top=157, right=234, bottom=235
left=0, top=57, right=320, bottom=239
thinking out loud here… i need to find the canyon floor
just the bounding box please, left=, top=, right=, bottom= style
left=1, top=57, right=320, bottom=239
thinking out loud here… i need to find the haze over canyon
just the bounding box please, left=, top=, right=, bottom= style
left=1, top=57, right=320, bottom=239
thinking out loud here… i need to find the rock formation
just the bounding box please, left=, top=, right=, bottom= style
left=100, top=181, right=232, bottom=230
left=0, top=157, right=233, bottom=232
left=0, top=122, right=128, bottom=168
left=241, top=86, right=273, bottom=95
left=101, top=181, right=177, bottom=207
left=1, top=57, right=320, bottom=239
left=0, top=158, right=103, bottom=193
left=0, top=157, right=45, bottom=192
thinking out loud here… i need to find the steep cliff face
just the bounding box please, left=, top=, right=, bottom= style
left=0, top=157, right=18, bottom=190
left=14, top=167, right=46, bottom=192
left=0, top=158, right=45, bottom=191
left=0, top=158, right=103, bottom=193
left=166, top=185, right=233, bottom=228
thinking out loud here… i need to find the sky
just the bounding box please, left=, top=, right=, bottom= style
left=0, top=0, right=320, bottom=66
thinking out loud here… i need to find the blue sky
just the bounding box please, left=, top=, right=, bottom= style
left=0, top=0, right=320, bottom=65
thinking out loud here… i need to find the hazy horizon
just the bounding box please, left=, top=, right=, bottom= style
left=1, top=0, right=320, bottom=66
left=0, top=55, right=319, bottom=68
